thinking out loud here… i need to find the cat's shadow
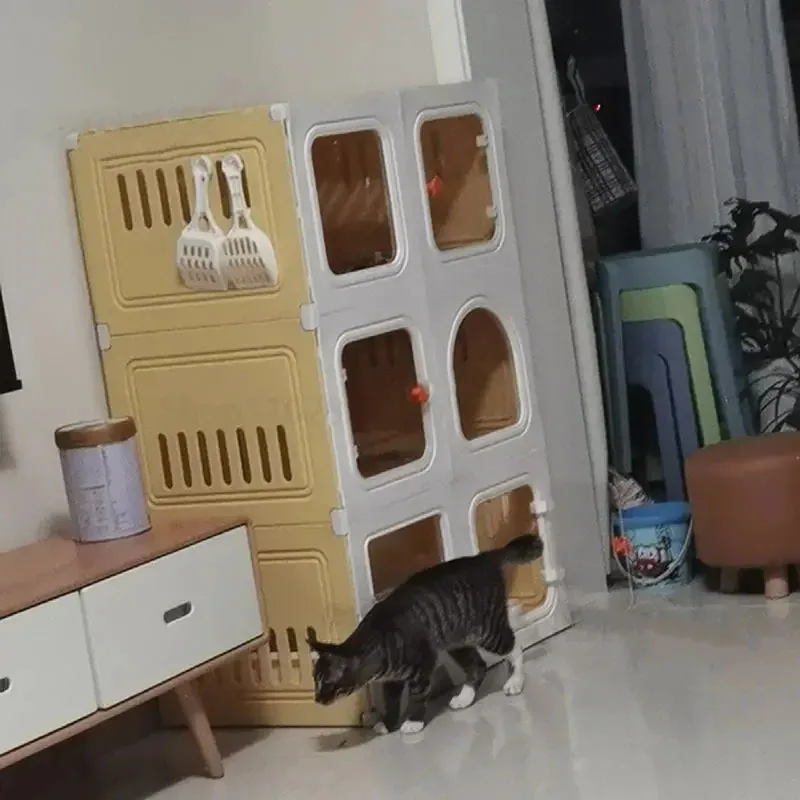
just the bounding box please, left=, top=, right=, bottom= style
left=315, top=728, right=376, bottom=751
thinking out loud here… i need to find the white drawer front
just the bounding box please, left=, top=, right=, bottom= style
left=0, top=594, right=97, bottom=756
left=81, top=526, right=263, bottom=708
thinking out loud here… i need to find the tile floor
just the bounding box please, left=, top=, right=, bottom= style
left=10, top=584, right=800, bottom=799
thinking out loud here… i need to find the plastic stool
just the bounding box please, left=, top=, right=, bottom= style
left=599, top=244, right=746, bottom=434
left=687, top=433, right=800, bottom=598
left=624, top=345, right=685, bottom=500
left=618, top=286, right=721, bottom=470
left=599, top=244, right=749, bottom=469
left=624, top=320, right=700, bottom=464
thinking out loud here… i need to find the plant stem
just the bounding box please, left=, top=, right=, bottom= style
left=775, top=253, right=786, bottom=323
left=787, top=283, right=800, bottom=319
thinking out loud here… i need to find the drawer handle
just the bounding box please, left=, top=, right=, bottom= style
left=0, top=677, right=10, bottom=695
left=163, top=601, right=193, bottom=625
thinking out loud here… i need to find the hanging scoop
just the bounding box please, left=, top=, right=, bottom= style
left=220, top=153, right=278, bottom=290
left=175, top=156, right=228, bottom=291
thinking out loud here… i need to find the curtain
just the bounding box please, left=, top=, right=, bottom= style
left=621, top=0, right=800, bottom=248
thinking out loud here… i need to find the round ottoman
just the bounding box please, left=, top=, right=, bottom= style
left=686, top=432, right=800, bottom=599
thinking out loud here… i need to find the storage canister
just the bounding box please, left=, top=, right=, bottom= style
left=55, top=417, right=150, bottom=542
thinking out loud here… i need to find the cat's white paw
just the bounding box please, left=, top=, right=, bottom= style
left=503, top=674, right=525, bottom=696
left=373, top=721, right=389, bottom=735
left=449, top=684, right=477, bottom=710
left=361, top=709, right=381, bottom=728
left=400, top=719, right=425, bottom=735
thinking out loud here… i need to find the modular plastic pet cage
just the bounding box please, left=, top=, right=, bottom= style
left=66, top=81, right=569, bottom=728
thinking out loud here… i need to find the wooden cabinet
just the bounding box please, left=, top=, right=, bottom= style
left=0, top=518, right=265, bottom=780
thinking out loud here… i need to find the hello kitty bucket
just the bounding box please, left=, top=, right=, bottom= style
left=612, top=502, right=692, bottom=592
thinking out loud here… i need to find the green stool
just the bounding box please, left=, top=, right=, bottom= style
left=621, top=285, right=722, bottom=446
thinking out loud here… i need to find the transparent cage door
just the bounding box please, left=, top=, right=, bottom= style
left=342, top=328, right=427, bottom=479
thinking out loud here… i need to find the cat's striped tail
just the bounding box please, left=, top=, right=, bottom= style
left=498, top=533, right=544, bottom=565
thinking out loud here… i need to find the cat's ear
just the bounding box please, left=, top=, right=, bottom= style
left=306, top=633, right=340, bottom=656
left=306, top=631, right=322, bottom=665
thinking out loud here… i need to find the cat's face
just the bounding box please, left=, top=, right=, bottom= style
left=309, top=640, right=361, bottom=705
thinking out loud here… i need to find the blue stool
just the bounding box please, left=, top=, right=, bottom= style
left=624, top=340, right=685, bottom=500
left=598, top=243, right=752, bottom=470
left=626, top=319, right=700, bottom=464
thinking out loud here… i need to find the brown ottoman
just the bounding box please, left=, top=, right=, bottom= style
left=686, top=432, right=800, bottom=599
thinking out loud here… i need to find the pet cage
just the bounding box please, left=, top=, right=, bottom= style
left=66, top=81, right=570, bottom=728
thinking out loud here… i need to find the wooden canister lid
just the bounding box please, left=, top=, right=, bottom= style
left=55, top=417, right=137, bottom=450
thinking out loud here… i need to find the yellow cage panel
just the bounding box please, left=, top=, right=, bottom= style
left=101, top=320, right=339, bottom=526
left=129, top=349, right=311, bottom=506
left=69, top=109, right=364, bottom=726
left=68, top=108, right=306, bottom=334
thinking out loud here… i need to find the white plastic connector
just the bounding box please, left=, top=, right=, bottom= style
left=299, top=303, right=319, bottom=331
left=95, top=323, right=111, bottom=352
left=542, top=566, right=565, bottom=586
left=476, top=134, right=489, bottom=148
left=330, top=508, right=349, bottom=537
left=270, top=103, right=289, bottom=122
left=65, top=131, right=79, bottom=152
left=531, top=497, right=550, bottom=516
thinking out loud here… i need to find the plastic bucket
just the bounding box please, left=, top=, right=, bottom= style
left=613, top=501, right=692, bottom=592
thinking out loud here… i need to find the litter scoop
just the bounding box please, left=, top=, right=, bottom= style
left=175, top=156, right=228, bottom=291
left=220, top=153, right=278, bottom=289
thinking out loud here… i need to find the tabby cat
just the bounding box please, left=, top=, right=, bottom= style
left=308, top=533, right=544, bottom=734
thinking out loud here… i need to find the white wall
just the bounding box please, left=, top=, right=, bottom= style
left=0, top=0, right=437, bottom=551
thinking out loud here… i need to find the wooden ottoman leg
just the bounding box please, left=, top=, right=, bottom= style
left=174, top=681, right=224, bottom=779
left=720, top=568, right=739, bottom=593
left=764, top=566, right=790, bottom=600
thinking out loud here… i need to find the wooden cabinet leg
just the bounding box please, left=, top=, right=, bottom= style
left=174, top=681, right=224, bottom=779
left=764, top=566, right=790, bottom=600
left=720, top=568, right=739, bottom=593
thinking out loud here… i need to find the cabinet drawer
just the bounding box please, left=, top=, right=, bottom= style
left=80, top=526, right=263, bottom=708
left=0, top=594, right=97, bottom=756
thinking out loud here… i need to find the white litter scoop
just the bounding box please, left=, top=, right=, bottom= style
left=175, top=156, right=228, bottom=291
left=220, top=153, right=278, bottom=290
